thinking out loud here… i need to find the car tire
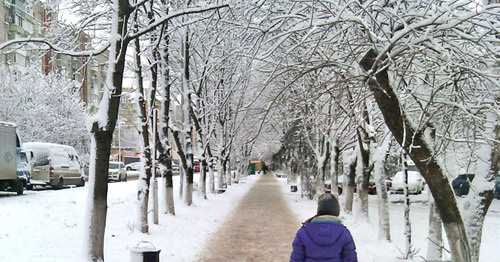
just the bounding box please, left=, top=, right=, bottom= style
left=55, top=178, right=63, bottom=190
left=16, top=180, right=24, bottom=195
left=126, top=167, right=132, bottom=171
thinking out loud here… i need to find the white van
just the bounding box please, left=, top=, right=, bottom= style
left=0, top=121, right=25, bottom=194
left=22, top=142, right=84, bottom=189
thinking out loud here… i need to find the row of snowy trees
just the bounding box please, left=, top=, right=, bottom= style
left=261, top=1, right=499, bottom=262
left=2, top=1, right=272, bottom=261
left=0, top=0, right=497, bottom=261
left=0, top=66, right=89, bottom=154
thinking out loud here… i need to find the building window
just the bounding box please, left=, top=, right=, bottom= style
left=14, top=15, right=24, bottom=27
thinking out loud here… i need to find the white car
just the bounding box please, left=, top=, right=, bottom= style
left=108, top=162, right=127, bottom=182
left=390, top=170, right=425, bottom=194
left=125, top=162, right=141, bottom=171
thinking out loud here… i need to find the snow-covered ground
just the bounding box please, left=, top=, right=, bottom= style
left=1, top=171, right=498, bottom=262
left=277, top=175, right=500, bottom=262
left=0, top=173, right=259, bottom=262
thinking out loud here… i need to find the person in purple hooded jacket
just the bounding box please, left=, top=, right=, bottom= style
left=290, top=193, right=357, bottom=262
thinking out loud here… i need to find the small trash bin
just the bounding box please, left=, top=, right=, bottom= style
left=290, top=185, right=298, bottom=192
left=130, top=241, right=161, bottom=262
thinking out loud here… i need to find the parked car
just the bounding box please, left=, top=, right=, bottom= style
left=495, top=177, right=500, bottom=200
left=172, top=162, right=180, bottom=171
left=390, top=170, right=425, bottom=194
left=108, top=162, right=127, bottom=182
left=368, top=179, right=392, bottom=195
left=81, top=162, right=89, bottom=181
left=16, top=149, right=31, bottom=190
left=194, top=164, right=201, bottom=172
left=452, top=174, right=475, bottom=197
left=22, top=142, right=85, bottom=189
left=125, top=161, right=141, bottom=171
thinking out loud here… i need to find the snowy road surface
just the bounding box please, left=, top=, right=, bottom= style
left=198, top=174, right=299, bottom=261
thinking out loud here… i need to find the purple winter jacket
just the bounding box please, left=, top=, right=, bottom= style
left=290, top=216, right=357, bottom=262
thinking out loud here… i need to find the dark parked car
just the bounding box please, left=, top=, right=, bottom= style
left=452, top=174, right=475, bottom=196
left=495, top=177, right=500, bottom=200
left=368, top=179, right=392, bottom=195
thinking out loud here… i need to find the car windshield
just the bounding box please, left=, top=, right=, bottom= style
left=393, top=171, right=422, bottom=183
left=18, top=152, right=28, bottom=164
left=109, top=163, right=120, bottom=169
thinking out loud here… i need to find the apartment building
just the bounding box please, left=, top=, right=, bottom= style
left=0, top=0, right=107, bottom=113
left=0, top=0, right=45, bottom=72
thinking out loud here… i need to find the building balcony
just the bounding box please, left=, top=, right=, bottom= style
left=9, top=24, right=25, bottom=35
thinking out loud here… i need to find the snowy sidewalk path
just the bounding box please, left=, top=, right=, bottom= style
left=198, top=173, right=300, bottom=261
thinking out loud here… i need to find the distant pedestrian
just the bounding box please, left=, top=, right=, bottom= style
left=290, top=193, right=357, bottom=262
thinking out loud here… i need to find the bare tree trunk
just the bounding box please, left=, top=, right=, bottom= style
left=301, top=169, right=313, bottom=200
left=85, top=1, right=130, bottom=260
left=360, top=49, right=471, bottom=262
left=315, top=166, right=326, bottom=199
left=466, top=113, right=498, bottom=262
left=217, top=157, right=224, bottom=189
left=199, top=159, right=207, bottom=199
left=356, top=127, right=371, bottom=221
left=164, top=170, right=175, bottom=215
left=158, top=16, right=175, bottom=215
left=179, top=163, right=184, bottom=198
left=208, top=157, right=215, bottom=193
left=134, top=37, right=153, bottom=234
left=345, top=155, right=357, bottom=214
left=226, top=158, right=232, bottom=186
left=427, top=201, right=443, bottom=260
left=330, top=139, right=340, bottom=195
left=373, top=136, right=391, bottom=241
left=402, top=154, right=414, bottom=259
left=466, top=189, right=495, bottom=262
